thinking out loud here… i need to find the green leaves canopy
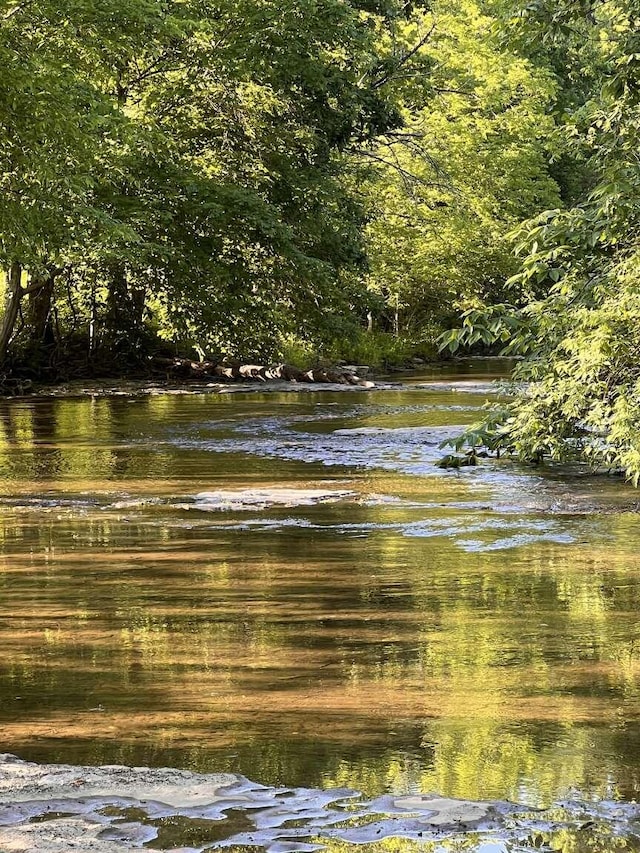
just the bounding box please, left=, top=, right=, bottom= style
left=441, top=0, right=640, bottom=482
left=0, top=0, right=410, bottom=359
left=363, top=0, right=562, bottom=337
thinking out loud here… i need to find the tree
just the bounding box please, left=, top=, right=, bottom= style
left=0, top=0, right=186, bottom=365
left=1, top=0, right=425, bottom=370
left=362, top=0, right=562, bottom=341
left=441, top=0, right=640, bottom=483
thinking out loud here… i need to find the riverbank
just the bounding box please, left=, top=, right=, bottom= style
left=0, top=357, right=516, bottom=399
left=0, top=363, right=377, bottom=399
left=11, top=376, right=386, bottom=399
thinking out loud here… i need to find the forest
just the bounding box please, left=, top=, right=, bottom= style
left=2, top=0, right=640, bottom=477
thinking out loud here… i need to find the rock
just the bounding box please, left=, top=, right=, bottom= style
left=152, top=357, right=372, bottom=387
left=435, top=452, right=477, bottom=469
left=394, top=795, right=493, bottom=826
left=191, top=488, right=354, bottom=511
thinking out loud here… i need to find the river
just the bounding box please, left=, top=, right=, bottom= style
left=1, top=360, right=640, bottom=850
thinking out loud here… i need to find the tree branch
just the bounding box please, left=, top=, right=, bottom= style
left=371, top=19, right=437, bottom=90
left=433, top=87, right=478, bottom=98
left=21, top=280, right=49, bottom=296
left=348, top=148, right=450, bottom=190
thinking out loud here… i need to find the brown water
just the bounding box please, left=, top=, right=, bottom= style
left=2, top=363, right=640, bottom=810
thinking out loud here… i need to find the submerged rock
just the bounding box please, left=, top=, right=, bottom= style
left=0, top=757, right=639, bottom=853
left=435, top=452, right=477, bottom=469
left=191, top=487, right=355, bottom=511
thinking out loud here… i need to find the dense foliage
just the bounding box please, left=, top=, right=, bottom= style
left=0, top=0, right=412, bottom=368
left=442, top=0, right=640, bottom=481
left=1, top=0, right=569, bottom=376
left=364, top=0, right=562, bottom=338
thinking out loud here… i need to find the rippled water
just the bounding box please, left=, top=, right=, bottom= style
left=2, top=361, right=640, bottom=818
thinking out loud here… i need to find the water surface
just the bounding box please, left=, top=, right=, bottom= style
left=1, top=364, right=640, bottom=811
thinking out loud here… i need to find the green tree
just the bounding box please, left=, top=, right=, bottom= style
left=0, top=0, right=189, bottom=364
left=362, top=0, right=562, bottom=341
left=1, top=0, right=424, bottom=370
left=441, top=0, right=640, bottom=482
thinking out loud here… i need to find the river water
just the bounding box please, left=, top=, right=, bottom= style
left=2, top=361, right=640, bottom=846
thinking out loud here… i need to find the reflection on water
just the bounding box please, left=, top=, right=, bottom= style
left=0, top=374, right=640, bottom=811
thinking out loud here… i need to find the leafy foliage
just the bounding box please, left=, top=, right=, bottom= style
left=363, top=0, right=562, bottom=336
left=440, top=0, right=640, bottom=482
left=6, top=0, right=640, bottom=479
left=0, top=0, right=417, bottom=366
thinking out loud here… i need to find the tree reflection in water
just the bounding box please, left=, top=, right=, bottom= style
left=0, top=384, right=638, bottom=813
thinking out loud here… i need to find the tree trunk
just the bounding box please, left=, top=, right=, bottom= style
left=27, top=271, right=55, bottom=345
left=106, top=264, right=146, bottom=343
left=0, top=262, right=23, bottom=363
left=106, top=263, right=128, bottom=330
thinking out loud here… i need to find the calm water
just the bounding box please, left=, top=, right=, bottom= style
left=2, top=362, right=640, bottom=809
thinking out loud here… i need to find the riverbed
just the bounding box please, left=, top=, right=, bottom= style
left=1, top=360, right=640, bottom=850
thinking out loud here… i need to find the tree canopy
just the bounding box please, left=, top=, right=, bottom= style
left=441, top=0, right=640, bottom=482
left=1, top=0, right=416, bottom=365
left=0, top=0, right=568, bottom=368
left=363, top=0, right=562, bottom=339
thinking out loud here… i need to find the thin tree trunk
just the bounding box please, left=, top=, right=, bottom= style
left=105, top=264, right=148, bottom=361
left=106, top=263, right=128, bottom=329
left=27, top=271, right=55, bottom=344
left=89, top=280, right=97, bottom=354
left=0, top=262, right=22, bottom=363
left=106, top=265, right=145, bottom=331
left=130, top=282, right=146, bottom=329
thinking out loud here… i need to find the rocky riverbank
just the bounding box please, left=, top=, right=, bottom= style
left=0, top=756, right=637, bottom=852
